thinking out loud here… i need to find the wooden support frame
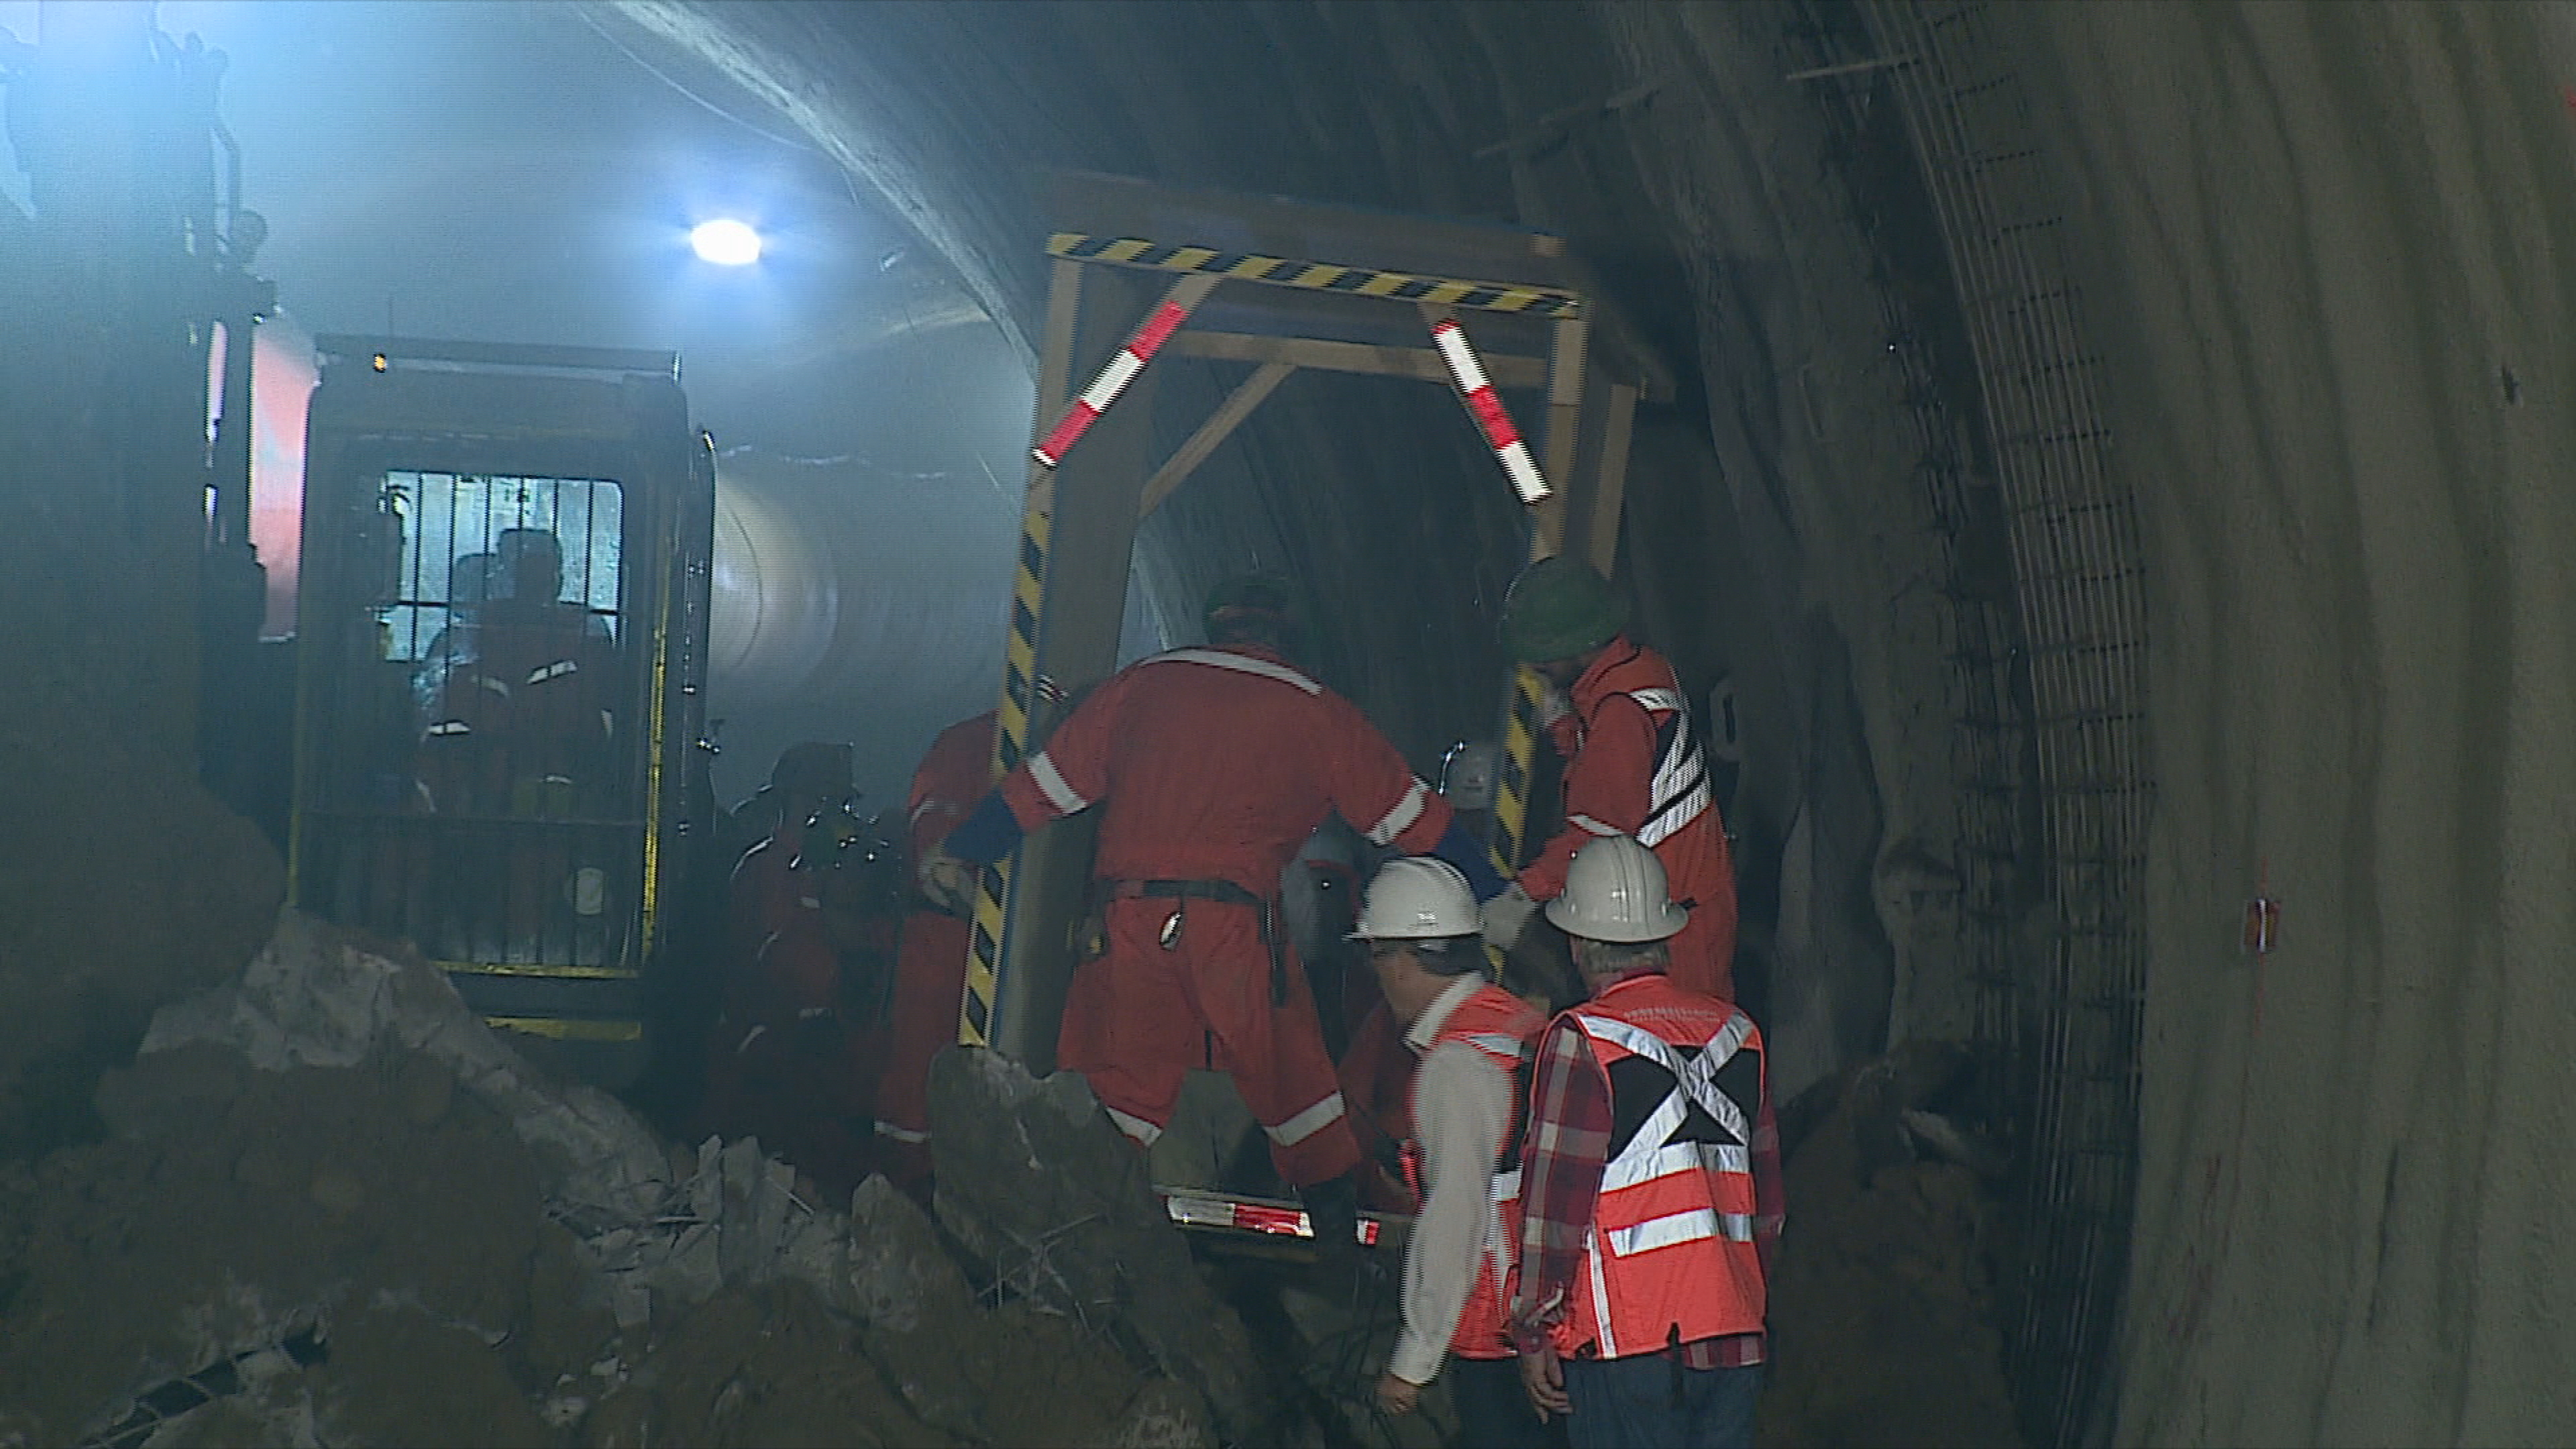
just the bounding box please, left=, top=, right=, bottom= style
left=967, top=172, right=1674, bottom=1066
left=1583, top=382, right=1640, bottom=578
left=1534, top=313, right=1593, bottom=558
left=1138, top=360, right=1295, bottom=518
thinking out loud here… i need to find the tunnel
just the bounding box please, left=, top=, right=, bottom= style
left=1, top=1, right=2572, bottom=1446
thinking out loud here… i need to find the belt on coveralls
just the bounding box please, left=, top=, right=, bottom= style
left=1092, top=877, right=1290, bottom=1006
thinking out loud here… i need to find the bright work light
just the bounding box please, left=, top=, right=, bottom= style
left=690, top=218, right=762, bottom=266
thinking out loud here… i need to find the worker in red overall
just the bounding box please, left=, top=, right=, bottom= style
left=696, top=756, right=898, bottom=1199
left=873, top=708, right=998, bottom=1197
left=1481, top=557, right=1742, bottom=1001
left=925, top=574, right=1505, bottom=1254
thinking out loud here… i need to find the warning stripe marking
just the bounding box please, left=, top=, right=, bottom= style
left=1161, top=1189, right=1387, bottom=1246
left=961, top=507, right=1053, bottom=1048
left=1492, top=665, right=1550, bottom=875
left=1048, top=232, right=1584, bottom=319
left=1431, top=319, right=1551, bottom=503
left=1034, top=292, right=1205, bottom=468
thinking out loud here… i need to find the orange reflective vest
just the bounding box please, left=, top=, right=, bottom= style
left=1405, top=983, right=1544, bottom=1360
left=1562, top=973, right=1766, bottom=1358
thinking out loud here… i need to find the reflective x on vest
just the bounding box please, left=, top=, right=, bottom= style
left=1576, top=1010, right=1756, bottom=1201
left=1625, top=687, right=1712, bottom=849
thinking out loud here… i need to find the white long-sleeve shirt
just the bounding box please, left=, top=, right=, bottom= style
left=1389, top=974, right=1517, bottom=1386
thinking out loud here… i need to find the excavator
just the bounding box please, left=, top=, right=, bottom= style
left=3, top=3, right=724, bottom=1088
left=285, top=336, right=717, bottom=1087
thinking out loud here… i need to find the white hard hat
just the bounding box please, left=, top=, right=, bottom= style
left=1545, top=835, right=1688, bottom=943
left=1352, top=857, right=1481, bottom=941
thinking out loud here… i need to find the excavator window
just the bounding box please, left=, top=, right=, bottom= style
left=380, top=472, right=623, bottom=662
left=303, top=468, right=644, bottom=970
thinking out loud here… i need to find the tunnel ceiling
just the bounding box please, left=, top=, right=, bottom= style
left=602, top=3, right=2576, bottom=1446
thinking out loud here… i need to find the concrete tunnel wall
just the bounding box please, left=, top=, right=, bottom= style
left=606, top=1, right=2576, bottom=1443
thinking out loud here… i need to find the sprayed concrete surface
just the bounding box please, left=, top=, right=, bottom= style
left=2013, top=3, right=2576, bottom=1443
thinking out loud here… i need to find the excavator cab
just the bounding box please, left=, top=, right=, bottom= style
left=286, top=337, right=715, bottom=1086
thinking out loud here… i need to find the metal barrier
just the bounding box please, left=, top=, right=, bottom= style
left=1788, top=3, right=2152, bottom=1442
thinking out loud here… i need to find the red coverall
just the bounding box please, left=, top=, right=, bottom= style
left=995, top=644, right=1454, bottom=1185
left=696, top=828, right=886, bottom=1197
left=875, top=710, right=997, bottom=1190
left=1517, top=635, right=1741, bottom=1000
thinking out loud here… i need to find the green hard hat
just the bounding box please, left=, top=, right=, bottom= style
left=1203, top=572, right=1301, bottom=637
left=1500, top=556, right=1625, bottom=664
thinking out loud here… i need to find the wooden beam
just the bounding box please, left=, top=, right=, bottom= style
left=1137, top=361, right=1295, bottom=519
left=1047, top=168, right=1575, bottom=294
left=1167, top=330, right=1547, bottom=390
left=1550, top=254, right=1677, bottom=405
left=991, top=266, right=1163, bottom=1071
left=1586, top=382, right=1640, bottom=578
left=1533, top=314, right=1591, bottom=557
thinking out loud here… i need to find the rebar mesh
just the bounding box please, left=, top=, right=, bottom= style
left=1785, top=3, right=2152, bottom=1443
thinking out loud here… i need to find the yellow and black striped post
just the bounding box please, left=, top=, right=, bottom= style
left=957, top=508, right=1053, bottom=1049
left=955, top=255, right=1087, bottom=1051
left=1483, top=313, right=1597, bottom=881
left=954, top=260, right=1168, bottom=1061
left=1489, top=663, right=1553, bottom=877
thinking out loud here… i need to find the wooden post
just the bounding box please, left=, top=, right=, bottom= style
left=985, top=265, right=1163, bottom=1071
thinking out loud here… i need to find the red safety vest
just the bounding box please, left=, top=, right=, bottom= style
left=1402, top=984, right=1543, bottom=1360
left=1560, top=973, right=1766, bottom=1359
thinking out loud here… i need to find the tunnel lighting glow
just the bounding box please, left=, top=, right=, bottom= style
left=690, top=219, right=763, bottom=266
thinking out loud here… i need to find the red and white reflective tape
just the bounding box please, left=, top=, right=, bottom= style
left=1033, top=297, right=1200, bottom=468
left=1430, top=317, right=1550, bottom=504
left=1161, top=1189, right=1386, bottom=1247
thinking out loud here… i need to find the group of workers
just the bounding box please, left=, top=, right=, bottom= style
left=689, top=716, right=997, bottom=1203
left=690, top=741, right=906, bottom=1195
left=1357, top=837, right=1774, bottom=1448
left=697, top=553, right=1774, bottom=1446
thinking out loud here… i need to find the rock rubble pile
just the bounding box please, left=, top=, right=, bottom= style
left=0, top=914, right=1278, bottom=1449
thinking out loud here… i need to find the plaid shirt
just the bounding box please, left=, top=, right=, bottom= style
left=1509, top=967, right=1782, bottom=1368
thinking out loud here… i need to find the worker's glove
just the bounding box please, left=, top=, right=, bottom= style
left=917, top=850, right=979, bottom=918
left=1481, top=883, right=1541, bottom=952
